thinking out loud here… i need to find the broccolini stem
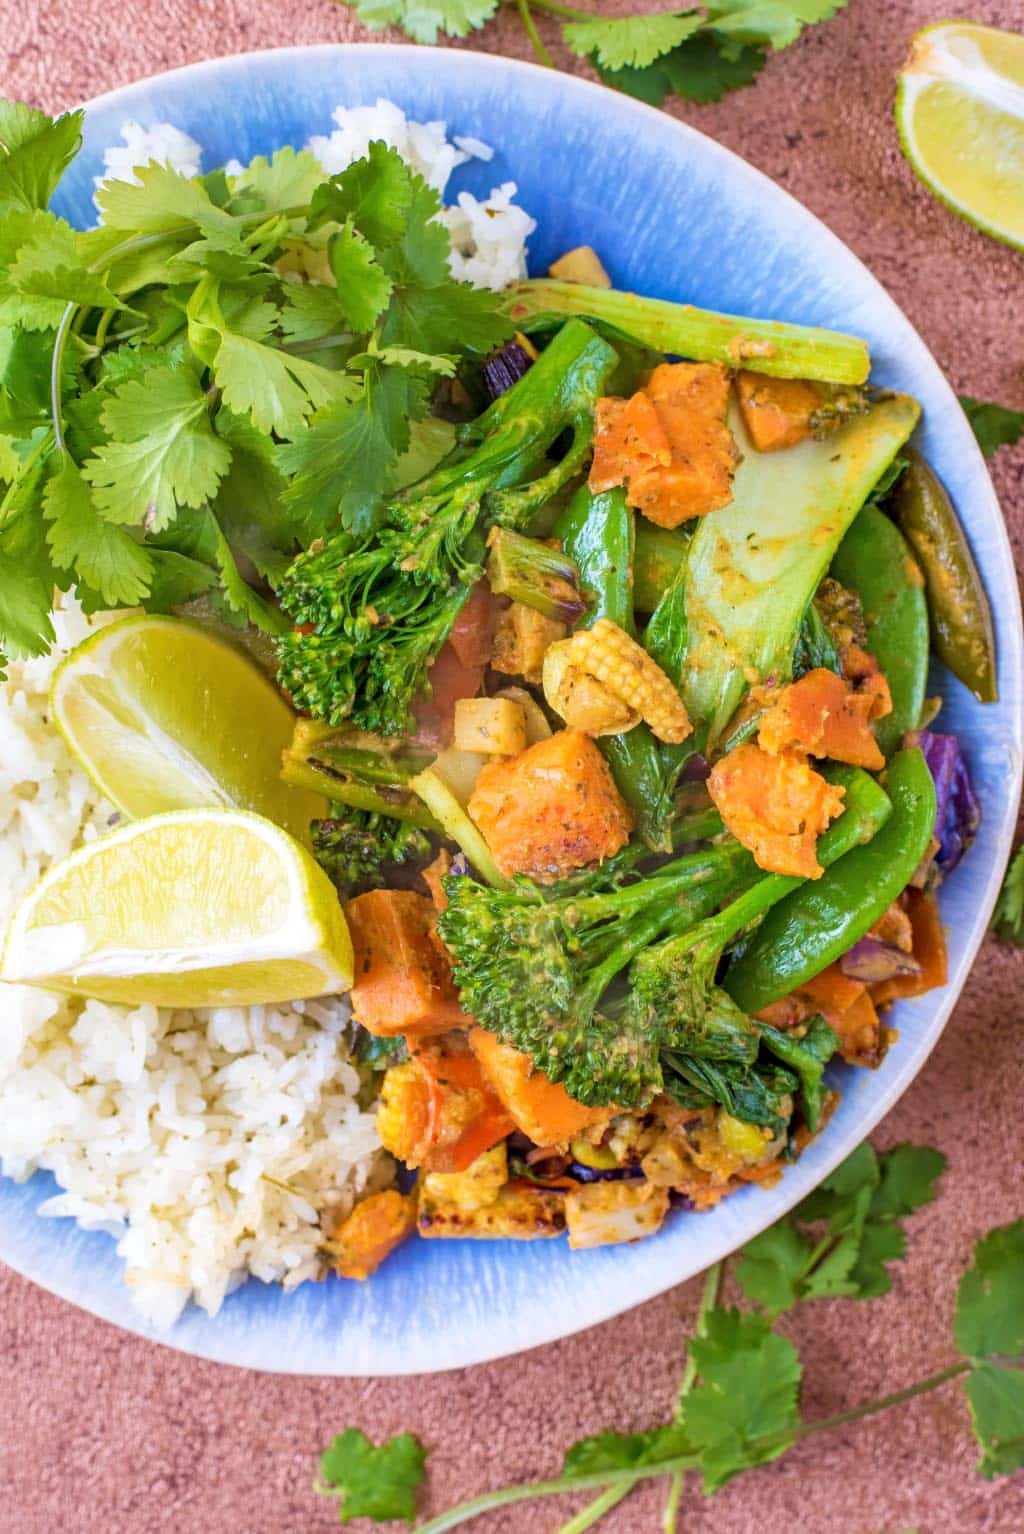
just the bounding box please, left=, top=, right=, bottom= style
left=510, top=280, right=871, bottom=385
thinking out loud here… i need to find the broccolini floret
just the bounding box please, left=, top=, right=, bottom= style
left=311, top=810, right=431, bottom=897
left=276, top=320, right=618, bottom=736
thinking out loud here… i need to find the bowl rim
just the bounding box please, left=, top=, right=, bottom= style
left=2, top=41, right=1021, bottom=1375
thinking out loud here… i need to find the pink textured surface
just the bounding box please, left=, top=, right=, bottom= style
left=1, top=3, right=1023, bottom=1531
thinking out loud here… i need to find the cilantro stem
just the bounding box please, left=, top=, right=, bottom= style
left=50, top=302, right=76, bottom=454
left=557, top=1484, right=632, bottom=1534
left=662, top=1470, right=684, bottom=1534
left=515, top=0, right=555, bottom=66
left=785, top=1360, right=971, bottom=1445
left=676, top=1260, right=722, bottom=1410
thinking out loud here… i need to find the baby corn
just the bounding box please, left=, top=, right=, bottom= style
left=557, top=618, right=692, bottom=744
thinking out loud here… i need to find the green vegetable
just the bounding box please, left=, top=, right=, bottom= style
left=0, top=112, right=512, bottom=668
left=682, top=393, right=920, bottom=745
left=310, top=809, right=431, bottom=896
left=512, top=278, right=870, bottom=384
left=340, top=0, right=850, bottom=109
left=959, top=394, right=1024, bottom=458
left=438, top=839, right=753, bottom=1107
left=890, top=451, right=997, bottom=704
left=992, top=844, right=1024, bottom=944
left=555, top=484, right=675, bottom=849
left=277, top=319, right=617, bottom=735
left=316, top=1154, right=1024, bottom=1531
left=736, top=1141, right=947, bottom=1315
left=440, top=764, right=890, bottom=1110
left=316, top=1427, right=425, bottom=1523
left=830, top=499, right=929, bottom=754
left=634, top=522, right=689, bottom=612
left=408, top=766, right=507, bottom=887
left=725, top=747, right=937, bottom=1011
left=281, top=721, right=439, bottom=827
left=484, top=525, right=586, bottom=622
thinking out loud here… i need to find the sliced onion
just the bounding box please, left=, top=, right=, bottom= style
left=841, top=936, right=922, bottom=983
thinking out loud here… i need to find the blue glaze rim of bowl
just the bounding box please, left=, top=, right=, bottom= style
left=1, top=44, right=1020, bottom=1375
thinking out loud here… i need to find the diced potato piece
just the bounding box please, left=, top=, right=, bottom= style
left=494, top=686, right=553, bottom=745
left=707, top=741, right=846, bottom=878
left=627, top=363, right=738, bottom=527
left=453, top=697, right=527, bottom=757
left=470, top=1028, right=614, bottom=1146
left=564, top=1181, right=670, bottom=1249
left=758, top=667, right=885, bottom=770
left=468, top=729, right=634, bottom=882
left=548, top=245, right=612, bottom=287
left=346, top=889, right=468, bottom=1038
left=735, top=370, right=825, bottom=452
left=326, top=1189, right=418, bottom=1280
left=419, top=1186, right=567, bottom=1240
left=492, top=602, right=567, bottom=684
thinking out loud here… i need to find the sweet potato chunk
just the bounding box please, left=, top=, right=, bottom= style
left=326, top=1190, right=418, bottom=1280
left=589, top=392, right=672, bottom=493
left=871, top=890, right=948, bottom=1007
left=757, top=667, right=885, bottom=771
left=468, top=729, right=634, bottom=882
left=707, top=741, right=845, bottom=878
left=469, top=1028, right=613, bottom=1146
left=627, top=363, right=738, bottom=527
left=841, top=643, right=893, bottom=722
left=346, top=889, right=468, bottom=1037
left=376, top=1043, right=514, bottom=1172
left=735, top=370, right=825, bottom=452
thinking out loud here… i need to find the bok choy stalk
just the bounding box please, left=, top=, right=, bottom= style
left=683, top=393, right=921, bottom=745
left=509, top=280, right=871, bottom=385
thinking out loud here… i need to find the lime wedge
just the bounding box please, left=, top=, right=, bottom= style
left=896, top=22, right=1024, bottom=251
left=51, top=616, right=324, bottom=843
left=0, top=809, right=353, bottom=1007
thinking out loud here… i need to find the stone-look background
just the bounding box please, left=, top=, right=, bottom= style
left=1, top=2, right=1021, bottom=1529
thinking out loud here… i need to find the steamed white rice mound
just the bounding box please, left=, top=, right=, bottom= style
left=96, top=97, right=536, bottom=291
left=0, top=599, right=388, bottom=1328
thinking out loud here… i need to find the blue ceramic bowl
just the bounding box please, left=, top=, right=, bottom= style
left=3, top=45, right=1021, bottom=1375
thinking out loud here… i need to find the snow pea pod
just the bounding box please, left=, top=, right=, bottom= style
left=555, top=486, right=673, bottom=849
left=890, top=452, right=997, bottom=703
left=830, top=500, right=929, bottom=756
left=724, top=747, right=936, bottom=1012
left=634, top=524, right=689, bottom=613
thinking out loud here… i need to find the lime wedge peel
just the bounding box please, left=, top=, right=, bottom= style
left=896, top=22, right=1024, bottom=251
left=50, top=615, right=324, bottom=845
left=0, top=809, right=353, bottom=1009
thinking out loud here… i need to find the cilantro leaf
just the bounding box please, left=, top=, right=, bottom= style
left=0, top=103, right=83, bottom=214
left=43, top=458, right=154, bottom=605
left=83, top=363, right=232, bottom=531
left=308, top=141, right=414, bottom=246
left=348, top=0, right=498, bottom=44
left=680, top=1308, right=801, bottom=1491
left=318, top=1427, right=425, bottom=1524
left=212, top=332, right=356, bottom=436
left=955, top=1221, right=1024, bottom=1363
left=992, top=845, right=1024, bottom=944
left=213, top=407, right=297, bottom=583
left=232, top=146, right=326, bottom=209
left=599, top=33, right=767, bottom=106
left=143, top=548, right=219, bottom=610
left=366, top=345, right=457, bottom=376
left=95, top=162, right=236, bottom=235
left=275, top=365, right=422, bottom=539
left=734, top=1220, right=810, bottom=1317
left=563, top=1422, right=690, bottom=1478
left=329, top=221, right=394, bottom=331
left=207, top=512, right=289, bottom=634
left=279, top=282, right=350, bottom=345
left=0, top=433, right=19, bottom=481
left=0, top=446, right=56, bottom=657
left=868, top=1144, right=946, bottom=1220
left=704, top=0, right=847, bottom=50
left=960, top=396, right=1024, bottom=458
left=381, top=280, right=512, bottom=356
left=563, top=11, right=702, bottom=71
left=964, top=1364, right=1024, bottom=1478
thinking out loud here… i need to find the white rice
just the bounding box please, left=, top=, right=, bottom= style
left=0, top=598, right=387, bottom=1328
left=95, top=97, right=535, bottom=290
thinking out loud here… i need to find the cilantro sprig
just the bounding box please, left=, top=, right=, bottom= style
left=960, top=394, right=1024, bottom=459
left=0, top=100, right=510, bottom=670
left=342, top=0, right=849, bottom=108
left=316, top=1141, right=1024, bottom=1530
